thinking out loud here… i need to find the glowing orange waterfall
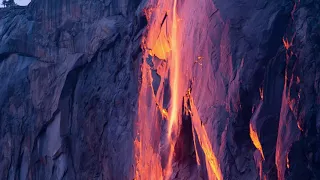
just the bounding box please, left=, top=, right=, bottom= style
left=135, top=0, right=223, bottom=179
left=167, top=0, right=179, bottom=143
left=135, top=0, right=182, bottom=179
left=165, top=0, right=181, bottom=179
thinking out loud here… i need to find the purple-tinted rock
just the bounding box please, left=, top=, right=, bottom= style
left=0, top=0, right=319, bottom=179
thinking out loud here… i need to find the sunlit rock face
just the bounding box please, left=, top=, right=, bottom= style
left=0, top=0, right=319, bottom=179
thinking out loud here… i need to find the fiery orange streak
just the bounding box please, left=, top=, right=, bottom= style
left=286, top=153, right=290, bottom=169
left=259, top=87, right=264, bottom=100
left=192, top=127, right=201, bottom=165
left=297, top=121, right=303, bottom=131
left=276, top=32, right=300, bottom=180
left=189, top=94, right=223, bottom=180
left=282, top=37, right=292, bottom=50
left=165, top=0, right=181, bottom=179
left=167, top=0, right=179, bottom=141
left=249, top=123, right=265, bottom=160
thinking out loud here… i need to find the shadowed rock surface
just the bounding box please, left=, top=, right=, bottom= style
left=0, top=0, right=319, bottom=179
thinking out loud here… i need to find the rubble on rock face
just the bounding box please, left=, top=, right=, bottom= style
left=0, top=0, right=319, bottom=179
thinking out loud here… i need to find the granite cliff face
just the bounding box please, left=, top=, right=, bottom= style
left=0, top=0, right=319, bottom=180
left=0, top=0, right=144, bottom=179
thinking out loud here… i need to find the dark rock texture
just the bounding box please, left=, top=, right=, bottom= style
left=0, top=0, right=319, bottom=179
left=0, top=0, right=145, bottom=179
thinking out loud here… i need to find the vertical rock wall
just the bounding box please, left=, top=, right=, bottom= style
left=0, top=0, right=319, bottom=179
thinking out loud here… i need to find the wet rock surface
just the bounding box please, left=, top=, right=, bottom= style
left=0, top=0, right=319, bottom=179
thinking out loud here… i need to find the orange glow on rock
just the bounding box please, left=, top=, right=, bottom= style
left=282, top=37, right=292, bottom=50
left=276, top=33, right=300, bottom=180
left=134, top=73, right=164, bottom=180
left=156, top=103, right=169, bottom=119
left=286, top=153, right=290, bottom=169
left=188, top=91, right=223, bottom=180
left=195, top=56, right=204, bottom=66
left=149, top=27, right=171, bottom=59
left=134, top=5, right=164, bottom=180
left=259, top=87, right=264, bottom=100
left=192, top=127, right=201, bottom=166
left=250, top=123, right=265, bottom=160
left=162, top=108, right=168, bottom=118
left=144, top=7, right=155, bottom=21
left=297, top=121, right=303, bottom=131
